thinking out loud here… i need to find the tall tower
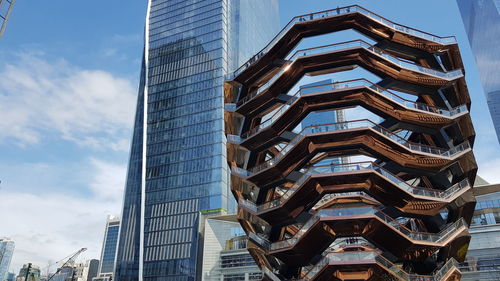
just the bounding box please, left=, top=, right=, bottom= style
left=93, top=216, right=120, bottom=281
left=0, top=238, right=15, bottom=281
left=456, top=0, right=500, bottom=145
left=225, top=5, right=477, bottom=281
left=114, top=1, right=279, bottom=281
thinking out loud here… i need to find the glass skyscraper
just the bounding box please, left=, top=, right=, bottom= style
left=457, top=0, right=500, bottom=144
left=0, top=238, right=15, bottom=281
left=115, top=1, right=279, bottom=281
left=98, top=217, right=120, bottom=277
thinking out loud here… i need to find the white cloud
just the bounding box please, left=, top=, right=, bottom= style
left=0, top=159, right=126, bottom=273
left=0, top=53, right=136, bottom=151
left=477, top=157, right=500, bottom=184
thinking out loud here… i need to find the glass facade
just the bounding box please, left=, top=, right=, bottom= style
left=99, top=218, right=120, bottom=275
left=0, top=239, right=14, bottom=281
left=202, top=216, right=262, bottom=281
left=115, top=1, right=279, bottom=281
left=460, top=185, right=500, bottom=280
left=457, top=0, right=500, bottom=144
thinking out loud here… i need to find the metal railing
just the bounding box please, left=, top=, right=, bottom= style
left=237, top=79, right=467, bottom=140
left=231, top=119, right=470, bottom=177
left=226, top=5, right=456, bottom=81
left=249, top=207, right=467, bottom=251
left=302, top=250, right=459, bottom=281
left=235, top=40, right=462, bottom=107
left=239, top=161, right=470, bottom=213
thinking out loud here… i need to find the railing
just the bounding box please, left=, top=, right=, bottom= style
left=226, top=5, right=456, bottom=81
left=239, top=161, right=471, bottom=213
left=249, top=206, right=467, bottom=251
left=238, top=79, right=467, bottom=140
left=235, top=40, right=463, bottom=108
left=302, top=250, right=459, bottom=281
left=231, top=119, right=470, bottom=177
left=261, top=267, right=281, bottom=281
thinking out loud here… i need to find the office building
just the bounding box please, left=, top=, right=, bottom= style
left=201, top=215, right=261, bottom=281
left=457, top=0, right=500, bottom=144
left=16, top=264, right=40, bottom=281
left=460, top=181, right=500, bottom=280
left=225, top=5, right=477, bottom=281
left=0, top=238, right=15, bottom=281
left=93, top=216, right=119, bottom=281
left=114, top=1, right=279, bottom=281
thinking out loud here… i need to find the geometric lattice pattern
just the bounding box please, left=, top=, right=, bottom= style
left=224, top=5, right=477, bottom=281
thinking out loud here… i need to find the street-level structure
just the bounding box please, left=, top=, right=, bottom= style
left=201, top=214, right=261, bottom=281
left=460, top=181, right=500, bottom=280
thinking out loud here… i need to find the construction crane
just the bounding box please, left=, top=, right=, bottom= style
left=46, top=248, right=87, bottom=281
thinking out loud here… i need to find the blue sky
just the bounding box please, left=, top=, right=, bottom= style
left=0, top=0, right=499, bottom=274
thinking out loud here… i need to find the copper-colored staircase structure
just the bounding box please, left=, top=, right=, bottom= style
left=224, top=5, right=476, bottom=281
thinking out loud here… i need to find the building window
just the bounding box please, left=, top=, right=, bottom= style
left=248, top=272, right=263, bottom=280
left=223, top=273, right=245, bottom=281
left=220, top=254, right=255, bottom=268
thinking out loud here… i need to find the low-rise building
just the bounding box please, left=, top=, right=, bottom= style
left=460, top=179, right=500, bottom=280
left=202, top=215, right=261, bottom=281
left=16, top=264, right=40, bottom=281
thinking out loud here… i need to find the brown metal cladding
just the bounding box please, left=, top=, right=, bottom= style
left=224, top=5, right=476, bottom=281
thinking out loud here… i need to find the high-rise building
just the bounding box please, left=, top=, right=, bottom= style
left=16, top=264, right=40, bottom=281
left=225, top=5, right=477, bottom=281
left=456, top=0, right=500, bottom=144
left=460, top=181, right=500, bottom=280
left=0, top=238, right=15, bottom=281
left=201, top=214, right=261, bottom=281
left=93, top=216, right=119, bottom=281
left=114, top=1, right=279, bottom=281
left=0, top=0, right=15, bottom=37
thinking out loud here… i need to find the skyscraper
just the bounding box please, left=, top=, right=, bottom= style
left=0, top=238, right=15, bottom=281
left=225, top=5, right=477, bottom=280
left=96, top=216, right=119, bottom=280
left=115, top=1, right=279, bottom=281
left=457, top=0, right=500, bottom=144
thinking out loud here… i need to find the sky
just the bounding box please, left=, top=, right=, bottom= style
left=0, top=0, right=499, bottom=275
